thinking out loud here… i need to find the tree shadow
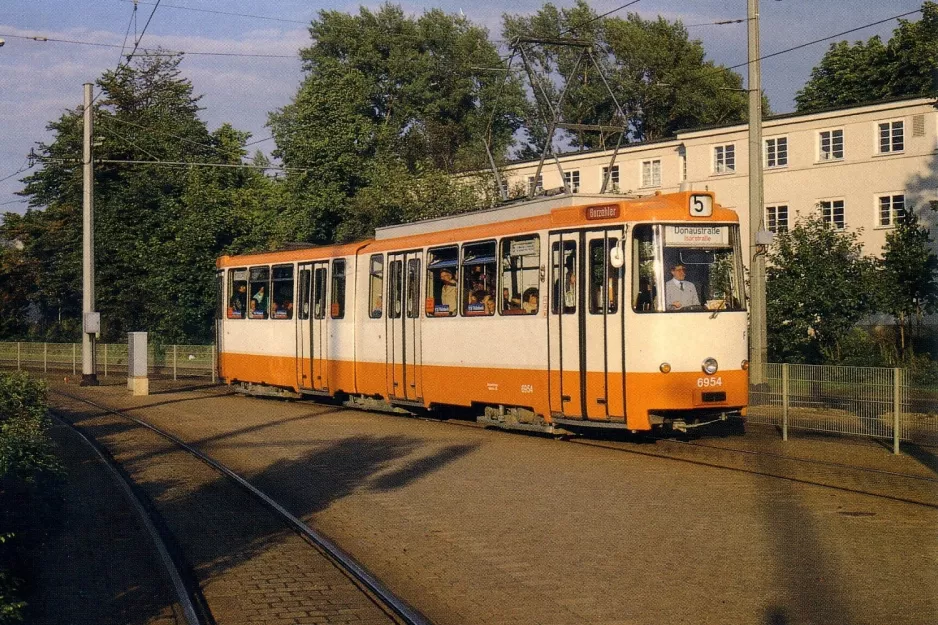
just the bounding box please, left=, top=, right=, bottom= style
left=29, top=393, right=479, bottom=625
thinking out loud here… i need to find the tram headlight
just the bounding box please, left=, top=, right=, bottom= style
left=702, top=358, right=719, bottom=375
left=741, top=359, right=749, bottom=370
left=659, top=362, right=671, bottom=373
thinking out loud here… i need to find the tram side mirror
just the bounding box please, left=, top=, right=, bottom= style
left=609, top=243, right=625, bottom=269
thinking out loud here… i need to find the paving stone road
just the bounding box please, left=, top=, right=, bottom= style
left=50, top=380, right=938, bottom=625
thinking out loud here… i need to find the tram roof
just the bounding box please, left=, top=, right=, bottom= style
left=374, top=193, right=630, bottom=241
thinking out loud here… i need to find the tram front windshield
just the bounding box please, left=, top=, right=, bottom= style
left=632, top=224, right=745, bottom=313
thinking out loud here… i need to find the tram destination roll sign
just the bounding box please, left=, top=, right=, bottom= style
left=665, top=225, right=729, bottom=247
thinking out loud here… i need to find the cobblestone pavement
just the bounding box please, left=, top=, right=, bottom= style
left=19, top=419, right=182, bottom=625
left=49, top=379, right=938, bottom=625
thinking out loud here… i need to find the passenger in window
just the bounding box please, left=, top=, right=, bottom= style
left=562, top=258, right=576, bottom=312
left=251, top=286, right=267, bottom=315
left=665, top=263, right=700, bottom=310
left=522, top=288, right=539, bottom=314
left=439, top=268, right=458, bottom=312
left=372, top=295, right=383, bottom=318
left=230, top=284, right=247, bottom=317
left=482, top=292, right=496, bottom=315
left=502, top=288, right=520, bottom=311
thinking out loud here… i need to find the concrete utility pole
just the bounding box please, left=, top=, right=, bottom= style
left=747, top=0, right=767, bottom=385
left=81, top=82, right=99, bottom=386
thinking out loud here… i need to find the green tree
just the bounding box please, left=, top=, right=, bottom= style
left=877, top=207, right=938, bottom=356
left=766, top=213, right=877, bottom=363
left=12, top=53, right=271, bottom=343
left=269, top=4, right=526, bottom=243
left=503, top=1, right=756, bottom=151
left=795, top=2, right=938, bottom=112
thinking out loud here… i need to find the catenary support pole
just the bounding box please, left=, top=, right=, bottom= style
left=81, top=83, right=98, bottom=386
left=893, top=368, right=901, bottom=455
left=748, top=0, right=766, bottom=386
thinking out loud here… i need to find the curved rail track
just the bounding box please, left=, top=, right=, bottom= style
left=50, top=388, right=432, bottom=625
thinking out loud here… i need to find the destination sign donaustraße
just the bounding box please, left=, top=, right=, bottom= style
left=665, top=225, right=728, bottom=246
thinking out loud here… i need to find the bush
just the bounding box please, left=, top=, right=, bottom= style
left=0, top=373, right=62, bottom=622
left=0, top=373, right=61, bottom=482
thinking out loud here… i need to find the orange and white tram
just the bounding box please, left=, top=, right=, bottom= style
left=216, top=190, right=749, bottom=433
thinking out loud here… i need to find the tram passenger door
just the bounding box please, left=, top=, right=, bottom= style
left=296, top=264, right=312, bottom=389
left=583, top=228, right=626, bottom=421
left=386, top=251, right=423, bottom=401
left=297, top=262, right=329, bottom=392
left=547, top=233, right=583, bottom=418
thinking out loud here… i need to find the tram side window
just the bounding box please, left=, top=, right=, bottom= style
left=406, top=258, right=421, bottom=319
left=298, top=268, right=311, bottom=320
left=462, top=241, right=496, bottom=316
left=500, top=236, right=540, bottom=315
left=426, top=246, right=459, bottom=317
left=215, top=272, right=224, bottom=320
left=369, top=255, right=384, bottom=319
left=249, top=266, right=269, bottom=319
left=589, top=238, right=619, bottom=314
left=331, top=259, right=346, bottom=319
left=313, top=267, right=327, bottom=319
left=388, top=259, right=403, bottom=319
left=271, top=265, right=294, bottom=319
left=227, top=269, right=248, bottom=319
left=551, top=241, right=577, bottom=314
left=632, top=225, right=659, bottom=312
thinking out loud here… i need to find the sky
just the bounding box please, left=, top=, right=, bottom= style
left=0, top=0, right=927, bottom=216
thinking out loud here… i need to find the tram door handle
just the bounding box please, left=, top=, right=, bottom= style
left=561, top=395, right=572, bottom=402
left=595, top=398, right=607, bottom=405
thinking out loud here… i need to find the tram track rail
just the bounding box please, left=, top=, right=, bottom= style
left=49, top=388, right=432, bottom=625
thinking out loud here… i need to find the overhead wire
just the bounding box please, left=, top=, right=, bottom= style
left=117, top=0, right=310, bottom=25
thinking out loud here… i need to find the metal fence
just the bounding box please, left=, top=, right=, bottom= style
left=0, top=342, right=215, bottom=381
left=748, top=363, right=938, bottom=450
left=1, top=343, right=936, bottom=448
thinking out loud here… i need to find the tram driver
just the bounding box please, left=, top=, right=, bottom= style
left=665, top=263, right=700, bottom=310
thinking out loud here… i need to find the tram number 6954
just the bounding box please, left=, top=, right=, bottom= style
left=521, top=384, right=534, bottom=394
left=697, top=376, right=723, bottom=388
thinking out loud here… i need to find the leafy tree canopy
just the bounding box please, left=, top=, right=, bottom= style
left=766, top=213, right=878, bottom=364
left=878, top=207, right=938, bottom=356
left=9, top=53, right=273, bottom=343
left=795, top=1, right=938, bottom=112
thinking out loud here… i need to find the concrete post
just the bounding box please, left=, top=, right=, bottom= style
left=747, top=0, right=767, bottom=385
left=173, top=344, right=177, bottom=381
left=128, top=332, right=149, bottom=396
left=43, top=342, right=47, bottom=373
left=81, top=83, right=99, bottom=386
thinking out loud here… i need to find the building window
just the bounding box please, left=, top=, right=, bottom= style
left=528, top=175, right=543, bottom=195
left=765, top=205, right=788, bottom=233
left=714, top=145, right=735, bottom=174
left=765, top=137, right=788, bottom=168
left=819, top=129, right=843, bottom=161
left=878, top=194, right=906, bottom=227
left=601, top=165, right=619, bottom=191
left=563, top=170, right=580, bottom=193
left=641, top=159, right=661, bottom=187
left=878, top=120, right=904, bottom=153
left=819, top=200, right=845, bottom=230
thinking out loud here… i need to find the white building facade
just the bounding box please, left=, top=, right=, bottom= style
left=498, top=97, right=938, bottom=257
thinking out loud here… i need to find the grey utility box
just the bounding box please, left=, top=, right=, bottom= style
left=127, top=332, right=149, bottom=396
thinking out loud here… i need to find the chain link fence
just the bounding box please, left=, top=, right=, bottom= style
left=748, top=363, right=938, bottom=449
left=2, top=342, right=936, bottom=447
left=0, top=342, right=215, bottom=381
